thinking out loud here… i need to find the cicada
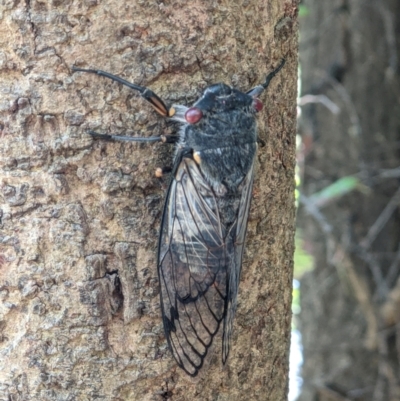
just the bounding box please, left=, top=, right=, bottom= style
left=72, top=60, right=285, bottom=376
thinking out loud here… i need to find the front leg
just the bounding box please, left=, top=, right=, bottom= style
left=72, top=66, right=175, bottom=117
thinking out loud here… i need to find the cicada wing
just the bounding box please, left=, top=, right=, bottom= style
left=158, top=158, right=229, bottom=376
left=222, top=164, right=255, bottom=364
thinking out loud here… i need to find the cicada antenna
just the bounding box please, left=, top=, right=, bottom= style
left=246, top=58, right=286, bottom=97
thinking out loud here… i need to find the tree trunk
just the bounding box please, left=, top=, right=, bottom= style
left=0, top=1, right=297, bottom=400
left=298, top=0, right=400, bottom=400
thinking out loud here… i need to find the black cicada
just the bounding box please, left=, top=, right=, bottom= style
left=72, top=60, right=285, bottom=376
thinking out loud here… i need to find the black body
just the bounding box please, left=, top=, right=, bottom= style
left=72, top=60, right=285, bottom=376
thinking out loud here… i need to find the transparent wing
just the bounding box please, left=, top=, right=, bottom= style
left=222, top=167, right=254, bottom=363
left=158, top=157, right=254, bottom=376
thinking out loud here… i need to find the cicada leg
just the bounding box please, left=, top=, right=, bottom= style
left=72, top=66, right=175, bottom=118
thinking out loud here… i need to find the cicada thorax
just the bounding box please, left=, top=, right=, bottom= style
left=182, top=105, right=258, bottom=227
left=182, top=103, right=258, bottom=189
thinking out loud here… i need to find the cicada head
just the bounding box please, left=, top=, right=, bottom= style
left=183, top=83, right=264, bottom=125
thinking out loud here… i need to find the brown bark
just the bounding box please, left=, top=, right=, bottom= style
left=298, top=0, right=400, bottom=400
left=0, top=1, right=297, bottom=400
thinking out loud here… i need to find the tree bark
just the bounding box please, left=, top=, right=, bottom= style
left=298, top=0, right=400, bottom=400
left=0, top=1, right=297, bottom=400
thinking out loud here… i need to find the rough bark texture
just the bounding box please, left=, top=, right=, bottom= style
left=0, top=1, right=297, bottom=400
left=298, top=0, right=400, bottom=400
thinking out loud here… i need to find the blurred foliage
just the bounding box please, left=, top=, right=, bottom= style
left=292, top=231, right=314, bottom=326
left=295, top=164, right=301, bottom=207
left=292, top=279, right=301, bottom=316
left=299, top=5, right=309, bottom=17
left=309, top=176, right=366, bottom=208
left=294, top=231, right=314, bottom=279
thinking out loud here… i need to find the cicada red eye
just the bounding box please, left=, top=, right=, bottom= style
left=253, top=98, right=263, bottom=112
left=185, top=107, right=203, bottom=124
